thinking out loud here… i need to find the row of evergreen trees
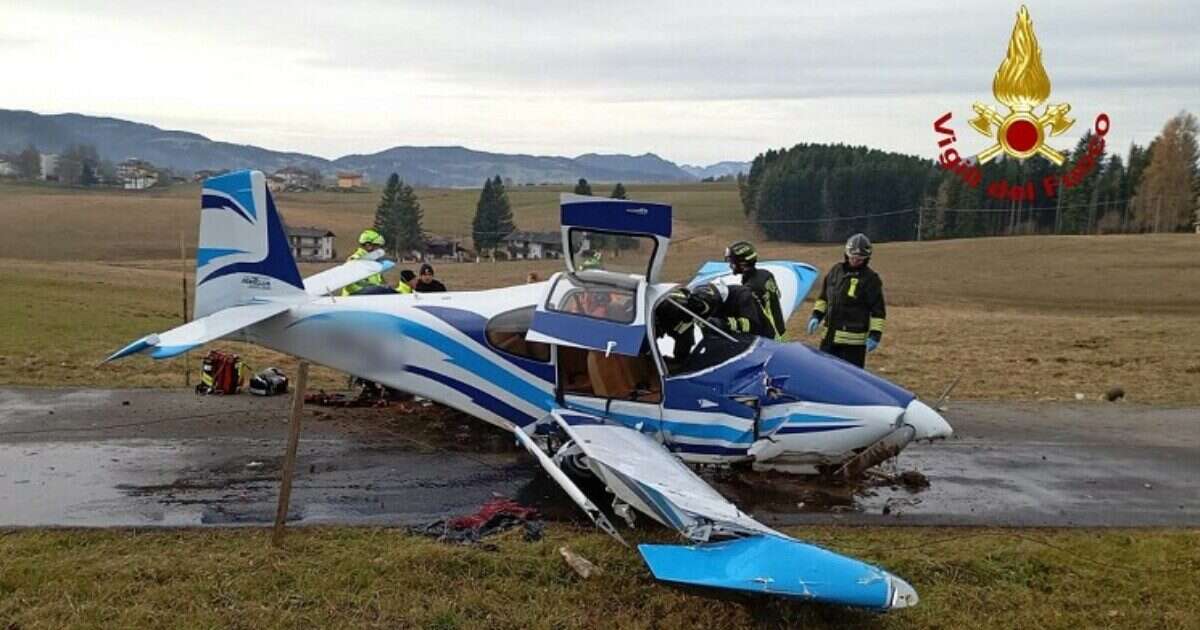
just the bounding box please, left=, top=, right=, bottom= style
left=739, top=111, right=1199, bottom=242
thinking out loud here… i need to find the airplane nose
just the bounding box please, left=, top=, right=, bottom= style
left=904, top=399, right=953, bottom=440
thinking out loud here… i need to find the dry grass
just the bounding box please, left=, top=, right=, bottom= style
left=1, top=526, right=1196, bottom=629
left=1, top=180, right=1197, bottom=402
left=0, top=180, right=742, bottom=262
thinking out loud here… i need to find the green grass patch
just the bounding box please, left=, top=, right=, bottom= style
left=0, top=527, right=1196, bottom=629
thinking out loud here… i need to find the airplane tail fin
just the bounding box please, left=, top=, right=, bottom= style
left=103, top=170, right=398, bottom=364
left=194, top=170, right=305, bottom=318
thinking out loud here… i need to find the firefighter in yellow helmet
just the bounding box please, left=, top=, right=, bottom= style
left=341, top=229, right=388, bottom=296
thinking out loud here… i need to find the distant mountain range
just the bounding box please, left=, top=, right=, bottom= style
left=679, top=161, right=750, bottom=179
left=0, top=109, right=748, bottom=187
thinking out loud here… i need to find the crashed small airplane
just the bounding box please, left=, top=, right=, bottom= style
left=106, top=170, right=952, bottom=610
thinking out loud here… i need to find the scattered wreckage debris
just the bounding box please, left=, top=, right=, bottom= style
left=413, top=497, right=543, bottom=546
left=304, top=390, right=394, bottom=408
left=559, top=546, right=602, bottom=579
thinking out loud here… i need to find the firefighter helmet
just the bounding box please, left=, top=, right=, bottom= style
left=724, top=241, right=758, bottom=266
left=845, top=233, right=872, bottom=258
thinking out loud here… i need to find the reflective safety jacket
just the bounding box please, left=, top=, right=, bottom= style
left=395, top=281, right=413, bottom=294
left=340, top=247, right=386, bottom=296
left=812, top=261, right=886, bottom=346
left=740, top=268, right=786, bottom=340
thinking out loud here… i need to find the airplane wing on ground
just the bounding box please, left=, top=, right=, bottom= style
left=529, top=409, right=918, bottom=610
left=302, top=258, right=395, bottom=296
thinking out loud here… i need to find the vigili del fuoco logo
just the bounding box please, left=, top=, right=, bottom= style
left=933, top=5, right=1110, bottom=203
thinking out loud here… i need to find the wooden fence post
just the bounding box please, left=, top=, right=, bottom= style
left=272, top=361, right=309, bottom=547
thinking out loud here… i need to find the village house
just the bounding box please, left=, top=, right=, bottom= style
left=502, top=231, right=571, bottom=259
left=286, top=226, right=336, bottom=261
left=0, top=158, right=16, bottom=177
left=424, top=235, right=470, bottom=261
left=268, top=166, right=318, bottom=192
left=336, top=172, right=365, bottom=189
left=40, top=154, right=59, bottom=181
left=192, top=169, right=228, bottom=183
left=117, top=158, right=158, bottom=189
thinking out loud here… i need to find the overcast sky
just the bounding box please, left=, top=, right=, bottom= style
left=4, top=1, right=1197, bottom=165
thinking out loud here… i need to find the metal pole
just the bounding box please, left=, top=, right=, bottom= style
left=180, top=208, right=190, bottom=387
left=273, top=361, right=309, bottom=547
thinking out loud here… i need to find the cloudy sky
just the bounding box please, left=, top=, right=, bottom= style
left=4, top=1, right=1197, bottom=164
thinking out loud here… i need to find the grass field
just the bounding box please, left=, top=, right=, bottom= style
left=1, top=178, right=1197, bottom=402
left=2, top=526, right=1197, bottom=629
left=2, top=181, right=1199, bottom=628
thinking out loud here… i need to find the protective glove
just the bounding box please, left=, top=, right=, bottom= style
left=866, top=337, right=880, bottom=353
left=806, top=316, right=821, bottom=335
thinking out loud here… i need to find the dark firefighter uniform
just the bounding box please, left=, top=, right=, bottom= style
left=702, top=284, right=770, bottom=338
left=811, top=261, right=885, bottom=368
left=655, top=288, right=705, bottom=366
left=724, top=241, right=786, bottom=340
left=741, top=268, right=786, bottom=340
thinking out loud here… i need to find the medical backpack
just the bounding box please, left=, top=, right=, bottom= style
left=196, top=350, right=246, bottom=395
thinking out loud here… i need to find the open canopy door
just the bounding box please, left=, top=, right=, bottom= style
left=560, top=194, right=671, bottom=283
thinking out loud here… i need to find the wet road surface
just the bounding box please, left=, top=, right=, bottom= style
left=1, top=388, right=1197, bottom=528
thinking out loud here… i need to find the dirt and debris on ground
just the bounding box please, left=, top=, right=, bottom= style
left=1, top=387, right=1199, bottom=528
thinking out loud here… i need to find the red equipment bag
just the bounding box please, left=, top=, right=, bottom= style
left=196, top=350, right=246, bottom=395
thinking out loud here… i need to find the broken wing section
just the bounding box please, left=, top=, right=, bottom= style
left=540, top=410, right=919, bottom=611
left=550, top=410, right=775, bottom=540
left=638, top=535, right=918, bottom=610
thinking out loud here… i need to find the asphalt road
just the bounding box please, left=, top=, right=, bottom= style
left=1, top=388, right=1197, bottom=528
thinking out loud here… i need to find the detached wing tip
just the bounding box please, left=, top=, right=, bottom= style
left=102, top=334, right=160, bottom=364
left=888, top=575, right=919, bottom=609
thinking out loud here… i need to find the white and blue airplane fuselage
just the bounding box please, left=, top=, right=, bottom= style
left=107, top=170, right=951, bottom=611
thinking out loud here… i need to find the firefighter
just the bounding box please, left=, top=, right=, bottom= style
left=654, top=287, right=699, bottom=366
left=805, top=233, right=886, bottom=368
left=578, top=249, right=603, bottom=271
left=693, top=282, right=770, bottom=338
left=396, top=269, right=416, bottom=294
left=341, top=229, right=388, bottom=296
left=725, top=241, right=786, bottom=340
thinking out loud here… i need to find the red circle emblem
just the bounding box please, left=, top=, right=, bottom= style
left=1005, top=119, right=1039, bottom=152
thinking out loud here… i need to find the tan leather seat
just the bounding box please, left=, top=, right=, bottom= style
left=587, top=352, right=637, bottom=399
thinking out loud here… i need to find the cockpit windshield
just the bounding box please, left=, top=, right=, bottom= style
left=568, top=228, right=658, bottom=278
left=545, top=273, right=637, bottom=324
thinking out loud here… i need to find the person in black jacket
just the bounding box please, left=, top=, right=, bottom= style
left=413, top=263, right=447, bottom=293
left=654, top=283, right=765, bottom=373
left=805, top=233, right=886, bottom=368
left=692, top=282, right=770, bottom=338
left=725, top=241, right=786, bottom=340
